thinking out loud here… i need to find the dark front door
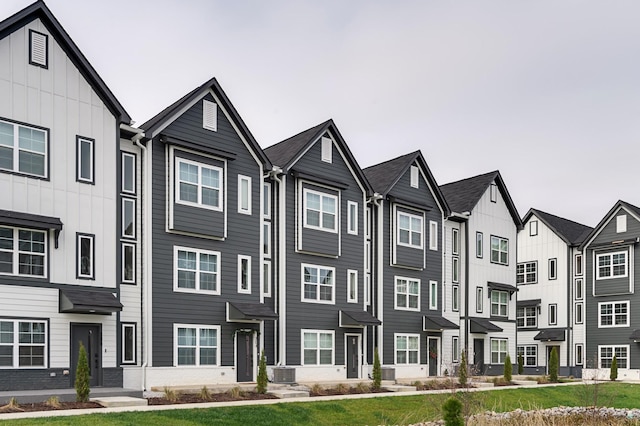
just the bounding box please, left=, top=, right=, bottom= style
left=346, top=335, right=359, bottom=378
left=236, top=332, right=253, bottom=382
left=71, top=324, right=101, bottom=387
left=473, top=338, right=484, bottom=374
left=547, top=345, right=560, bottom=374
left=428, top=338, right=438, bottom=376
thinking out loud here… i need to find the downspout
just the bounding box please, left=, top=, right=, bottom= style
left=370, top=193, right=384, bottom=361
left=567, top=245, right=573, bottom=375
left=267, top=166, right=285, bottom=365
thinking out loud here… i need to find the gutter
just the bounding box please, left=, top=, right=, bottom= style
left=268, top=166, right=285, bottom=365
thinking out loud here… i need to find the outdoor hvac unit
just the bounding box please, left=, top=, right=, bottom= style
left=381, top=367, right=395, bottom=381
left=272, top=367, right=296, bottom=384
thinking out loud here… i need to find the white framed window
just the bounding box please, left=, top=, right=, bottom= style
left=617, top=215, right=627, bottom=233
left=0, top=319, right=46, bottom=368
left=410, top=165, right=419, bottom=188
left=321, top=136, right=332, bottom=163
left=452, top=336, right=459, bottom=362
left=304, top=189, right=337, bottom=232
left=490, top=183, right=497, bottom=202
left=575, top=254, right=583, bottom=276
left=491, top=290, right=508, bottom=317
left=596, top=251, right=628, bottom=279
left=397, top=211, right=423, bottom=249
left=237, top=255, right=251, bottom=294
left=548, top=258, right=557, bottom=280
left=122, top=198, right=136, bottom=239
left=202, top=100, right=217, bottom=131
left=429, top=221, right=438, bottom=251
left=263, top=183, right=271, bottom=219
left=395, top=334, right=419, bottom=365
left=0, top=227, right=46, bottom=278
left=76, top=233, right=94, bottom=279
left=365, top=274, right=370, bottom=306
left=174, top=246, right=220, bottom=294
left=347, top=269, right=358, bottom=303
left=262, top=260, right=272, bottom=297
left=452, top=257, right=459, bottom=283
left=347, top=201, right=358, bottom=235
left=302, top=264, right=335, bottom=304
left=122, top=323, right=136, bottom=364
left=176, top=158, right=222, bottom=210
left=490, top=236, right=508, bottom=265
left=0, top=118, right=48, bottom=178
left=121, top=152, right=136, bottom=194
left=516, top=261, right=537, bottom=284
left=575, top=302, right=583, bottom=324
left=529, top=220, right=538, bottom=236
left=517, top=306, right=537, bottom=328
left=174, top=324, right=219, bottom=366
left=490, top=338, right=507, bottom=364
left=76, top=136, right=94, bottom=184
left=575, top=344, right=584, bottom=365
left=598, top=301, right=629, bottom=327
left=263, top=222, right=271, bottom=258
left=599, top=345, right=628, bottom=369
left=575, top=278, right=583, bottom=300
left=365, top=208, right=371, bottom=238
left=452, top=228, right=459, bottom=255
left=395, top=276, right=420, bottom=311
left=476, top=232, right=483, bottom=258
left=29, top=30, right=48, bottom=68
left=549, top=304, right=557, bottom=325
left=238, top=175, right=252, bottom=215
left=517, top=345, right=537, bottom=366
left=476, top=287, right=483, bottom=313
left=452, top=285, right=459, bottom=312
left=302, top=329, right=334, bottom=365
left=122, top=243, right=135, bottom=284
left=429, top=280, right=438, bottom=310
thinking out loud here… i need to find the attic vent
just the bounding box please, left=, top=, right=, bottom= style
left=29, top=30, right=48, bottom=68
left=202, top=100, right=217, bottom=131
left=410, top=166, right=419, bottom=188
left=321, top=136, right=332, bottom=163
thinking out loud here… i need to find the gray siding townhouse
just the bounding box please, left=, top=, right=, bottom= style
left=581, top=200, right=640, bottom=380
left=264, top=120, right=376, bottom=382
left=0, top=1, right=132, bottom=391
left=363, top=151, right=452, bottom=379
left=440, top=171, right=522, bottom=376
left=136, top=77, right=275, bottom=389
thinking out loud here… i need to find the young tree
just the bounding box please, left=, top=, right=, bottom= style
left=549, top=347, right=559, bottom=383
left=503, top=354, right=512, bottom=383
left=372, top=347, right=382, bottom=390
left=75, top=342, right=90, bottom=402
left=610, top=355, right=618, bottom=381
left=458, top=349, right=468, bottom=386
left=256, top=350, right=268, bottom=394
left=442, top=396, right=464, bottom=426
left=517, top=353, right=524, bottom=375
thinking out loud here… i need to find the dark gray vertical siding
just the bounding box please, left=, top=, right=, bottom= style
left=151, top=95, right=264, bottom=367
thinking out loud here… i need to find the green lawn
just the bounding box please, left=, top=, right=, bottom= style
left=3, top=383, right=640, bottom=426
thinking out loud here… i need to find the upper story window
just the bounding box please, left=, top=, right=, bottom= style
left=302, top=264, right=334, bottom=304
left=490, top=183, right=497, bottom=202
left=599, top=301, right=629, bottom=327
left=304, top=189, right=337, bottom=233
left=490, top=236, right=508, bottom=265
left=529, top=220, right=538, bottom=236
left=429, top=280, right=438, bottom=310
left=617, top=215, right=627, bottom=233
left=429, top=221, right=438, bottom=251
left=262, top=183, right=271, bottom=219
left=238, top=175, right=252, bottom=215
left=490, top=290, right=508, bottom=317
left=347, top=201, right=358, bottom=235
left=476, top=287, right=483, bottom=313
left=122, top=152, right=136, bottom=194
left=29, top=30, right=48, bottom=68
left=516, top=261, right=537, bottom=284
left=0, top=119, right=48, bottom=179
left=177, top=158, right=222, bottom=210
left=517, top=306, right=537, bottom=328
left=548, top=258, right=557, bottom=280
left=237, top=255, right=251, bottom=294
left=549, top=304, right=557, bottom=325
left=0, top=227, right=46, bottom=278
left=347, top=270, right=358, bottom=303
left=452, top=257, right=460, bottom=283
left=202, top=100, right=217, bottom=132
left=476, top=232, right=483, bottom=258
left=0, top=319, right=46, bottom=368
left=410, top=165, right=419, bottom=188
left=321, top=137, right=332, bottom=163
left=575, top=254, right=583, bottom=276
left=452, top=285, right=459, bottom=311
left=174, top=246, right=220, bottom=294
left=122, top=198, right=136, bottom=239
left=452, top=228, right=459, bottom=255
left=397, top=211, right=422, bottom=249
left=76, top=233, right=94, bottom=280
left=597, top=251, right=627, bottom=279
left=575, top=278, right=583, bottom=300
left=76, top=136, right=94, bottom=184
left=395, top=276, right=419, bottom=311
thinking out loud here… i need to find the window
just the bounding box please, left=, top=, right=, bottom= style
left=302, top=330, right=334, bottom=365
left=476, top=287, right=483, bottom=313
left=548, top=304, right=557, bottom=325
left=490, top=236, right=508, bottom=265
left=548, top=258, right=557, bottom=280
left=76, top=233, right=94, bottom=279
left=452, top=228, right=459, bottom=255
left=302, top=264, right=335, bottom=303
left=262, top=261, right=271, bottom=297
left=452, top=257, right=459, bottom=283
left=516, top=261, right=537, bottom=284
left=237, top=255, right=251, bottom=294
left=202, top=100, right=217, bottom=131
left=516, top=307, right=537, bottom=328
left=491, top=290, right=508, bottom=317
left=0, top=227, right=46, bottom=277
left=597, top=251, right=627, bottom=279
left=430, top=281, right=438, bottom=310
left=347, top=270, right=358, bottom=303
left=175, top=324, right=219, bottom=366
left=617, top=215, right=627, bottom=233
left=263, top=222, right=271, bottom=258
left=452, top=285, right=459, bottom=312
left=490, top=338, right=507, bottom=364
left=122, top=198, right=136, bottom=238
left=517, top=345, right=537, bottom=366
left=395, top=277, right=420, bottom=311
left=490, top=183, right=497, bottom=202
left=599, top=345, right=628, bottom=369
left=304, top=189, right=337, bottom=232
left=575, top=303, right=583, bottom=324
left=575, top=344, right=584, bottom=365
left=121, top=152, right=136, bottom=194
left=174, top=247, right=220, bottom=294
left=575, top=254, right=583, bottom=276
left=122, top=323, right=136, bottom=364
left=122, top=243, right=135, bottom=284
left=529, top=220, right=538, bottom=236
left=599, top=301, right=629, bottom=327
left=476, top=232, right=483, bottom=258
left=0, top=118, right=48, bottom=178
left=321, top=136, right=332, bottom=163
left=429, top=221, right=438, bottom=251
left=262, top=183, right=271, bottom=218
left=238, top=175, right=252, bottom=215
left=452, top=336, right=459, bottom=362
left=365, top=208, right=371, bottom=238
left=29, top=30, right=48, bottom=68
left=76, top=136, right=94, bottom=183
left=575, top=278, right=583, bottom=300
left=0, top=319, right=46, bottom=368
left=395, top=334, right=419, bottom=364
left=410, top=165, right=419, bottom=188
left=176, top=158, right=222, bottom=210
left=347, top=201, right=358, bottom=235
left=397, top=211, right=423, bottom=249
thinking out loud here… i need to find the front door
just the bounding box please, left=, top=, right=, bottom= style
left=428, top=337, right=439, bottom=376
left=546, top=345, right=560, bottom=374
left=70, top=324, right=101, bottom=387
left=346, top=334, right=360, bottom=378
left=473, top=338, right=484, bottom=375
left=236, top=332, right=254, bottom=382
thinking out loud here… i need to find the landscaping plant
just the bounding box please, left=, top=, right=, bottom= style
left=610, top=354, right=618, bottom=381
left=549, top=347, right=559, bottom=382
left=75, top=342, right=90, bottom=402
left=372, top=347, right=382, bottom=390
left=458, top=349, right=467, bottom=386
left=504, top=354, right=512, bottom=383
left=442, top=396, right=464, bottom=426
left=518, top=353, right=524, bottom=375
left=257, top=350, right=268, bottom=393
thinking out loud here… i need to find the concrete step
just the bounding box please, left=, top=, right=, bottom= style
left=269, top=389, right=310, bottom=399
left=512, top=380, right=537, bottom=386
left=385, top=385, right=417, bottom=392
left=91, top=396, right=148, bottom=408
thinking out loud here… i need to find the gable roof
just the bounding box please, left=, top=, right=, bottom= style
left=264, top=119, right=372, bottom=194
left=524, top=208, right=592, bottom=246
left=580, top=199, right=640, bottom=249
left=0, top=1, right=130, bottom=123
left=140, top=76, right=270, bottom=167
left=440, top=170, right=523, bottom=229
left=363, top=150, right=449, bottom=216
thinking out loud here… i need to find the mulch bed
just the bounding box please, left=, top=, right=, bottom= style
left=147, top=391, right=278, bottom=405
left=0, top=401, right=103, bottom=413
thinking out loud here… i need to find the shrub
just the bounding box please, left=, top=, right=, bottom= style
left=549, top=347, right=559, bottom=383
left=372, top=347, right=382, bottom=390
left=163, top=386, right=178, bottom=402
left=334, top=383, right=349, bottom=394
left=459, top=350, right=468, bottom=386
left=45, top=396, right=61, bottom=408
left=310, top=383, right=324, bottom=395
left=227, top=386, right=243, bottom=399
left=442, top=396, right=464, bottom=426
left=504, top=354, right=512, bottom=383
left=257, top=350, right=268, bottom=394
left=356, top=382, right=370, bottom=393
left=75, top=342, right=90, bottom=402
left=199, top=386, right=211, bottom=400
left=610, top=355, right=618, bottom=381
left=518, top=353, right=524, bottom=374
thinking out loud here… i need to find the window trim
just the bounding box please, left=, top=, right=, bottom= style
left=476, top=287, right=483, bottom=313
left=0, top=226, right=47, bottom=279
left=262, top=183, right=271, bottom=219
left=29, top=29, right=48, bottom=69
left=410, top=165, right=419, bottom=188
left=598, top=301, right=629, bottom=328
left=122, top=198, right=136, bottom=239
left=596, top=251, right=628, bottom=280
left=452, top=228, right=459, bottom=255
left=575, top=278, right=583, bottom=300
left=237, top=255, right=251, bottom=294
left=301, top=263, right=335, bottom=304
left=321, top=136, right=332, bottom=163
left=429, top=221, right=438, bottom=251
left=121, top=323, right=136, bottom=365
left=516, top=261, right=537, bottom=285
left=262, top=260, right=272, bottom=298
left=76, top=233, right=95, bottom=280
left=122, top=242, right=136, bottom=284
left=237, top=175, right=252, bottom=215
left=452, top=336, right=459, bottom=362
left=173, top=324, right=220, bottom=367
left=517, top=344, right=537, bottom=367
left=490, top=235, right=509, bottom=266
left=173, top=246, right=221, bottom=295
left=347, top=201, right=358, bottom=235
left=575, top=302, right=584, bottom=325
left=394, top=276, right=420, bottom=311
left=529, top=220, right=538, bottom=236
left=395, top=333, right=420, bottom=365
left=452, top=257, right=459, bottom=283
left=598, top=345, right=628, bottom=369
left=548, top=304, right=557, bottom=326
left=516, top=306, right=537, bottom=328
left=303, top=188, right=338, bottom=233
left=202, top=100, right=217, bottom=132
left=175, top=157, right=223, bottom=211
left=347, top=269, right=358, bottom=303
left=263, top=222, right=271, bottom=258
left=490, top=338, right=508, bottom=364
left=396, top=210, right=424, bottom=249
left=575, top=344, right=584, bottom=366
left=429, top=280, right=438, bottom=310
left=476, top=232, right=483, bottom=258
left=0, top=117, right=49, bottom=180
left=452, top=285, right=459, bottom=312
left=121, top=152, right=136, bottom=195
left=302, top=329, right=334, bottom=366
left=0, top=319, right=47, bottom=369
left=548, top=258, right=557, bottom=280
left=575, top=254, right=583, bottom=276
left=76, top=136, right=95, bottom=184
left=490, top=183, right=497, bottom=202
left=490, top=290, right=508, bottom=317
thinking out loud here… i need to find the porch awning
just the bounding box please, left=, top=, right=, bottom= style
left=517, top=299, right=541, bottom=308
left=629, top=329, right=640, bottom=341
left=469, top=318, right=503, bottom=334
left=488, top=281, right=518, bottom=294
left=59, top=288, right=122, bottom=315
left=340, top=310, right=381, bottom=328
left=227, top=302, right=278, bottom=322
left=534, top=329, right=566, bottom=342
left=423, top=315, right=459, bottom=331
left=0, top=209, right=63, bottom=248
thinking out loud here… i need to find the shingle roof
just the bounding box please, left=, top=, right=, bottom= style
left=440, top=171, right=498, bottom=213
left=526, top=208, right=593, bottom=246
left=363, top=151, right=418, bottom=195
left=263, top=121, right=329, bottom=168
left=620, top=200, right=640, bottom=218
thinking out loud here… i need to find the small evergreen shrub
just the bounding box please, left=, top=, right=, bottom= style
left=75, top=342, right=90, bottom=402
left=549, top=347, right=559, bottom=383
left=610, top=355, right=618, bottom=381
left=257, top=350, right=268, bottom=394
left=504, top=354, right=512, bottom=383
left=458, top=350, right=468, bottom=386
left=442, top=396, right=464, bottom=426
left=372, top=347, right=382, bottom=390
left=518, top=353, right=524, bottom=374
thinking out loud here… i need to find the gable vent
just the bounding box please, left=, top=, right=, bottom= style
left=203, top=100, right=217, bottom=131
left=29, top=30, right=48, bottom=68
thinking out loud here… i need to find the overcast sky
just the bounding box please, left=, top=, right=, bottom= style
left=3, top=0, right=640, bottom=227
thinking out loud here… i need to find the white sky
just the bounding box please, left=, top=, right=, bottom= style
left=3, top=0, right=640, bottom=226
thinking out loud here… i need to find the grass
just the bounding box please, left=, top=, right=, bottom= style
left=2, top=383, right=640, bottom=425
